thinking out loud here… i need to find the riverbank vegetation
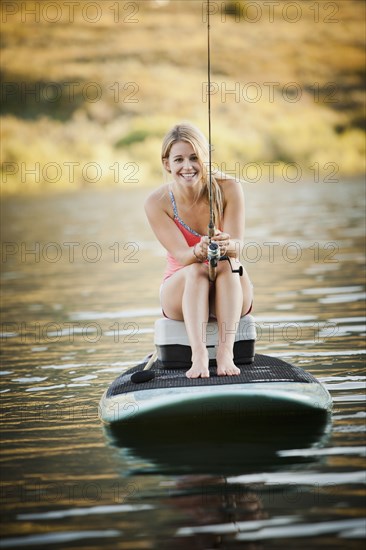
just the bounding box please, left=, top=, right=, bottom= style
left=1, top=0, right=365, bottom=193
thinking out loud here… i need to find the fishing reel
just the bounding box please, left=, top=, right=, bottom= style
left=207, top=242, right=220, bottom=282
left=207, top=241, right=243, bottom=281
left=207, top=241, right=220, bottom=267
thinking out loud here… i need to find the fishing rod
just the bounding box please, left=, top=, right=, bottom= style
left=205, top=1, right=243, bottom=281
left=206, top=0, right=220, bottom=282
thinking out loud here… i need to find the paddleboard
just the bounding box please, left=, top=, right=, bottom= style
left=99, top=353, right=332, bottom=425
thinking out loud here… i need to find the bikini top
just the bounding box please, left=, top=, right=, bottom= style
left=169, top=190, right=202, bottom=245
left=162, top=191, right=203, bottom=282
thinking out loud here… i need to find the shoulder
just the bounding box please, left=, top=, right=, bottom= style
left=144, top=184, right=171, bottom=214
left=216, top=176, right=244, bottom=206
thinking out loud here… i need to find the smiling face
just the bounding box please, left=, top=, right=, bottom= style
left=163, top=141, right=202, bottom=188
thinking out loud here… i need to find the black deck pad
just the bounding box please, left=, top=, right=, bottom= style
left=107, top=353, right=317, bottom=398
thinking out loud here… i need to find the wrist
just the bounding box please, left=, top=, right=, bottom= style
left=193, top=244, right=203, bottom=262
left=227, top=239, right=241, bottom=258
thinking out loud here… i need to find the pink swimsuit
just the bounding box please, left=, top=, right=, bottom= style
left=163, top=190, right=202, bottom=282
left=161, top=190, right=253, bottom=316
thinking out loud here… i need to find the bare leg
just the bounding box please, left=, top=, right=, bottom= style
left=214, top=260, right=253, bottom=376
left=160, top=264, right=210, bottom=378
left=183, top=265, right=210, bottom=378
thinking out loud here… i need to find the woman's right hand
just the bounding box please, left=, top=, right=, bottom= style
left=193, top=236, right=209, bottom=262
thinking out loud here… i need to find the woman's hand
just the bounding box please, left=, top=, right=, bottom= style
left=193, top=236, right=209, bottom=262
left=193, top=231, right=231, bottom=262
left=212, top=230, right=231, bottom=257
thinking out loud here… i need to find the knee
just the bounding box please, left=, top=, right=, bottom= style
left=185, top=263, right=208, bottom=283
left=217, top=258, right=240, bottom=277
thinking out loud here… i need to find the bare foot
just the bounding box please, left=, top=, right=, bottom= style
left=216, top=348, right=240, bottom=376
left=186, top=349, right=210, bottom=379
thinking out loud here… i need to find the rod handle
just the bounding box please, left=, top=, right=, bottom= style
left=207, top=241, right=219, bottom=282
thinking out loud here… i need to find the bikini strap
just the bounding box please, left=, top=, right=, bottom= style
left=168, top=189, right=202, bottom=238
left=169, top=190, right=179, bottom=218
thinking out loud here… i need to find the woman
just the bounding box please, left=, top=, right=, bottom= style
left=145, top=122, right=253, bottom=379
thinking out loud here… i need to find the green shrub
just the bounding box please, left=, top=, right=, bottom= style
left=115, top=129, right=151, bottom=148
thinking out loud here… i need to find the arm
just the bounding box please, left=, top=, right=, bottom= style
left=144, top=189, right=200, bottom=266
left=216, top=178, right=245, bottom=259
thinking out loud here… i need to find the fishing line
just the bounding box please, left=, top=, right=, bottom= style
left=206, top=0, right=220, bottom=282
left=207, top=0, right=214, bottom=241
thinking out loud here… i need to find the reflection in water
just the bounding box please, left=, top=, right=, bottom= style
left=104, top=414, right=332, bottom=548
left=163, top=479, right=269, bottom=550
left=106, top=414, right=332, bottom=476
left=1, top=182, right=365, bottom=548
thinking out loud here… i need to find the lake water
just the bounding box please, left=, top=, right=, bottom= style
left=1, top=179, right=365, bottom=549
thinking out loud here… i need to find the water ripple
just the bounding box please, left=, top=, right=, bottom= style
left=227, top=471, right=366, bottom=486
left=176, top=518, right=365, bottom=540
left=69, top=308, right=161, bottom=321
left=235, top=518, right=365, bottom=542
left=17, top=503, right=154, bottom=520
left=301, top=286, right=363, bottom=295
left=319, top=292, right=366, bottom=304
left=277, top=446, right=366, bottom=457
left=0, top=530, right=121, bottom=549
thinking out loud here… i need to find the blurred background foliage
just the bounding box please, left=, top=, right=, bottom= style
left=1, top=0, right=365, bottom=192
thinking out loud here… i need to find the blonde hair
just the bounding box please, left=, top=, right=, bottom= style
left=161, top=122, right=223, bottom=227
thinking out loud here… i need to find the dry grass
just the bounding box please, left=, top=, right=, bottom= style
left=1, top=0, right=365, bottom=193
